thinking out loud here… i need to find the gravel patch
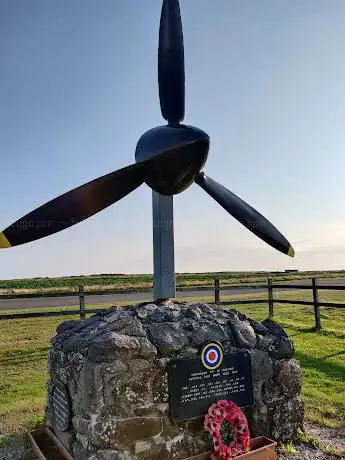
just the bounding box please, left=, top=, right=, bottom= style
left=305, top=421, right=345, bottom=451
left=278, top=421, right=345, bottom=460
left=278, top=445, right=340, bottom=460
left=0, top=443, right=35, bottom=460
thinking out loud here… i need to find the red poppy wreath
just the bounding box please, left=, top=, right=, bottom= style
left=204, top=400, right=250, bottom=459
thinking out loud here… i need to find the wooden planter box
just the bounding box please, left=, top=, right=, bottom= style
left=28, top=427, right=74, bottom=460
left=184, top=437, right=277, bottom=460
left=29, top=428, right=276, bottom=460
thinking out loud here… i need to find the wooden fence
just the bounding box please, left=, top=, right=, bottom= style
left=0, top=278, right=344, bottom=330
left=214, top=277, right=345, bottom=331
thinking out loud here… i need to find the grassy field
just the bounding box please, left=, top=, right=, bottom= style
left=1, top=269, right=345, bottom=296
left=0, top=291, right=344, bottom=454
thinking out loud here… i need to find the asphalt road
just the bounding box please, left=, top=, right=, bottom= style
left=1, top=278, right=344, bottom=312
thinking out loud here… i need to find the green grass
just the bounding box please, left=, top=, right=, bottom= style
left=0, top=291, right=344, bottom=443
left=294, top=428, right=320, bottom=449
left=1, top=269, right=345, bottom=295
left=227, top=292, right=345, bottom=430
left=277, top=441, right=297, bottom=455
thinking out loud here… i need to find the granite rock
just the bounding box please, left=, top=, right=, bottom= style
left=147, top=322, right=188, bottom=355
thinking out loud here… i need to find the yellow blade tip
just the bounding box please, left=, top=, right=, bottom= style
left=288, top=245, right=295, bottom=257
left=0, top=232, right=11, bottom=248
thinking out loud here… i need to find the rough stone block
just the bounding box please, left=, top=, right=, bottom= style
left=93, top=417, right=163, bottom=450
left=250, top=349, right=273, bottom=382
left=46, top=301, right=304, bottom=460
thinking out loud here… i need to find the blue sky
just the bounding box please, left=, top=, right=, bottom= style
left=1, top=0, right=345, bottom=279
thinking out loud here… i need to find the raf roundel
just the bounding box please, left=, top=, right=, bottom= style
left=201, top=342, right=224, bottom=370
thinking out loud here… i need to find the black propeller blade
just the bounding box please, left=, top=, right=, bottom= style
left=158, top=0, right=185, bottom=123
left=195, top=172, right=295, bottom=257
left=0, top=162, right=147, bottom=248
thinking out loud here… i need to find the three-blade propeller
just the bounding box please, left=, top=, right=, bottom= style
left=0, top=0, right=295, bottom=259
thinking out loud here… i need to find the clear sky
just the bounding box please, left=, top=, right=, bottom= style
left=1, top=0, right=345, bottom=279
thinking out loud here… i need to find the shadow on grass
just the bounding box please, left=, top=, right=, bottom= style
left=0, top=346, right=49, bottom=367
left=323, top=350, right=345, bottom=359
left=279, top=322, right=345, bottom=338
left=285, top=327, right=317, bottom=337
left=295, top=351, right=345, bottom=381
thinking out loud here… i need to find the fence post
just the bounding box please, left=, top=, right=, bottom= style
left=312, top=278, right=321, bottom=331
left=268, top=278, right=274, bottom=320
left=79, top=285, right=85, bottom=320
left=214, top=276, right=220, bottom=304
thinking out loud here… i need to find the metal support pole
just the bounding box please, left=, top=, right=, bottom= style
left=152, top=191, right=176, bottom=301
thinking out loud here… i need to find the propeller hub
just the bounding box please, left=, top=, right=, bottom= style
left=135, top=124, right=209, bottom=195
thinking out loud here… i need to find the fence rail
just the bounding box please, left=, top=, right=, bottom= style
left=0, top=277, right=345, bottom=329
left=0, top=283, right=269, bottom=299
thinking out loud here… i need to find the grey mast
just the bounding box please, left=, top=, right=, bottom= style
left=152, top=191, right=176, bottom=301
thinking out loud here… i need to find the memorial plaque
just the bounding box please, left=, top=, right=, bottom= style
left=167, top=350, right=253, bottom=421
left=51, top=382, right=72, bottom=432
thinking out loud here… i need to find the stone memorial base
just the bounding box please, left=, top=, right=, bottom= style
left=46, top=301, right=304, bottom=460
